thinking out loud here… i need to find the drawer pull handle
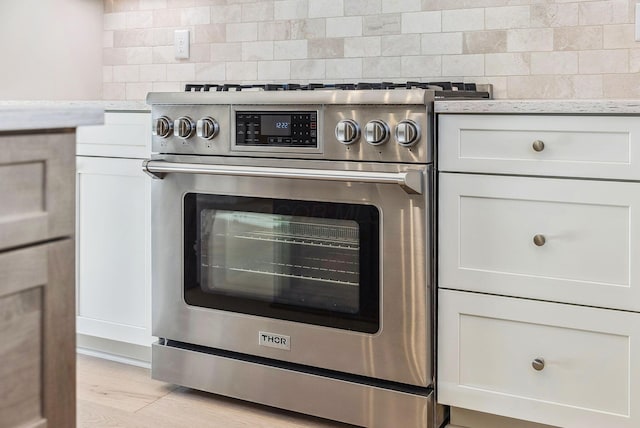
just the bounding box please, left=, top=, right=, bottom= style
left=532, top=140, right=545, bottom=152
left=532, top=357, right=545, bottom=371
left=533, top=234, right=546, bottom=246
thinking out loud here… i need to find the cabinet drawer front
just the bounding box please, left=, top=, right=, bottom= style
left=0, top=132, right=75, bottom=251
left=438, top=114, right=640, bottom=179
left=438, top=290, right=640, bottom=428
left=76, top=111, right=151, bottom=158
left=439, top=173, right=640, bottom=311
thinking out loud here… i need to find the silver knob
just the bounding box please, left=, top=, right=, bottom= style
left=364, top=120, right=390, bottom=146
left=532, top=357, right=545, bottom=371
left=153, top=116, right=173, bottom=138
left=174, top=116, right=195, bottom=139
left=335, top=119, right=360, bottom=145
left=532, top=140, right=545, bottom=152
left=395, top=120, right=420, bottom=147
left=196, top=117, right=219, bottom=140
left=533, top=234, right=546, bottom=246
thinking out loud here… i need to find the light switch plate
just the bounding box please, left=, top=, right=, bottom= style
left=636, top=3, right=640, bottom=41
left=174, top=29, right=190, bottom=59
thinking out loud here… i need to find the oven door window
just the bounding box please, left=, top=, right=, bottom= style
left=184, top=194, right=379, bottom=333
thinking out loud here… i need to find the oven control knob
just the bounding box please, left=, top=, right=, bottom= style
left=152, top=116, right=173, bottom=138
left=196, top=117, right=219, bottom=140
left=395, top=120, right=420, bottom=147
left=174, top=116, right=195, bottom=139
left=364, top=120, right=390, bottom=146
left=335, top=119, right=360, bottom=145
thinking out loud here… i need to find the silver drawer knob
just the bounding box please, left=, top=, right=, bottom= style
left=532, top=140, right=545, bottom=152
left=532, top=357, right=545, bottom=371
left=533, top=234, right=546, bottom=246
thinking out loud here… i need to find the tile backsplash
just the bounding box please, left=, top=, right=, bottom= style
left=103, top=0, right=640, bottom=100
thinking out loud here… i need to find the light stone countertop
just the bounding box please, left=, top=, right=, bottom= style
left=0, top=100, right=150, bottom=112
left=434, top=99, right=640, bottom=114
left=0, top=104, right=105, bottom=132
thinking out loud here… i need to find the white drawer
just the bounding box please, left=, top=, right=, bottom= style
left=77, top=111, right=151, bottom=158
left=438, top=114, right=640, bottom=180
left=438, top=290, right=640, bottom=428
left=439, top=172, right=640, bottom=311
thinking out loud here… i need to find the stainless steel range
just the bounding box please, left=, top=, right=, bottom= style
left=143, top=82, right=491, bottom=428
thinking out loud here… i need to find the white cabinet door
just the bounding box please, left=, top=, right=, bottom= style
left=76, top=156, right=152, bottom=346
left=439, top=172, right=640, bottom=312
left=438, top=289, right=640, bottom=428
left=76, top=111, right=151, bottom=158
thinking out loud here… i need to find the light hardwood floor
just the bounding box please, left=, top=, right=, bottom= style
left=77, top=354, right=355, bottom=427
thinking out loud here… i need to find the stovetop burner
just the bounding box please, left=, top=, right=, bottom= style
left=184, top=81, right=491, bottom=99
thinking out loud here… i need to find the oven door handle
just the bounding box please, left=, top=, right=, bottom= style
left=142, top=160, right=423, bottom=194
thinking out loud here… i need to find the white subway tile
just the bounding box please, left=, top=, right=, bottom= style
left=194, top=24, right=226, bottom=43
left=210, top=4, right=242, bottom=23
left=242, top=2, right=274, bottom=22
left=326, top=58, right=362, bottom=79
left=140, top=0, right=167, bottom=10
left=181, top=7, right=211, bottom=25
left=126, top=47, right=153, bottom=64
left=291, top=19, right=326, bottom=39
left=485, top=6, right=529, bottom=30
left=140, top=64, right=167, bottom=81
left=291, top=59, right=326, bottom=79
left=364, top=14, right=401, bottom=36
left=211, top=43, right=243, bottom=61
left=195, top=62, right=226, bottom=81
left=152, top=81, right=182, bottom=92
left=126, top=82, right=153, bottom=100
left=382, top=0, right=420, bottom=14
left=113, top=65, right=140, bottom=82
left=258, top=61, right=291, bottom=80
left=442, top=9, right=483, bottom=32
left=166, top=63, right=196, bottom=81
left=274, top=0, right=308, bottom=19
left=422, top=32, right=463, bottom=55
left=226, top=61, right=258, bottom=80
left=579, top=49, right=628, bottom=74
left=381, top=34, right=420, bottom=56
left=507, top=28, right=553, bottom=52
left=152, top=46, right=178, bottom=64
left=463, top=30, right=506, bottom=54
left=531, top=51, right=578, bottom=75
left=553, top=26, right=603, bottom=51
left=604, top=24, right=636, bottom=49
left=308, top=39, right=344, bottom=58
left=344, top=36, right=381, bottom=57
left=485, top=52, right=530, bottom=76
left=401, top=11, right=441, bottom=34
left=345, top=0, right=380, bottom=16
left=309, top=0, right=343, bottom=18
left=442, top=54, right=484, bottom=76
left=242, top=41, right=275, bottom=61
left=126, top=11, right=154, bottom=29
left=401, top=55, right=442, bottom=77
left=363, top=56, right=401, bottom=78
left=579, top=0, right=629, bottom=25
left=274, top=40, right=308, bottom=59
left=103, top=83, right=126, bottom=100
left=226, top=23, right=258, bottom=42
left=530, top=4, right=578, bottom=28
left=326, top=17, right=362, bottom=37
left=104, top=13, right=127, bottom=31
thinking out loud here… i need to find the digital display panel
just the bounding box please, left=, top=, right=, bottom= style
left=261, top=115, right=292, bottom=136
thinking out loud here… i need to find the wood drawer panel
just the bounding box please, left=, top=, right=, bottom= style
left=438, top=290, right=640, bottom=428
left=0, top=132, right=75, bottom=251
left=76, top=111, right=151, bottom=158
left=438, top=114, right=640, bottom=179
left=439, top=173, right=640, bottom=311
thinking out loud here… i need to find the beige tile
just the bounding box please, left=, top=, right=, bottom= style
left=507, top=75, right=576, bottom=99
left=290, top=19, right=326, bottom=39
left=274, top=40, right=308, bottom=60
left=326, top=17, right=362, bottom=37
left=326, top=58, right=362, bottom=79
left=345, top=0, right=381, bottom=16
left=166, top=63, right=196, bottom=81
left=181, top=6, right=210, bottom=25
left=103, top=83, right=127, bottom=100
left=507, top=28, right=553, bottom=52
left=104, top=47, right=128, bottom=65
left=530, top=51, right=578, bottom=75
left=530, top=4, right=578, bottom=28
left=226, top=61, right=258, bottom=80
left=579, top=49, right=628, bottom=74
left=401, top=55, right=442, bottom=78
left=631, top=48, right=640, bottom=72
left=442, top=54, right=484, bottom=76
left=274, top=0, right=308, bottom=19
left=344, top=36, right=381, bottom=57
left=381, top=34, right=421, bottom=56
left=579, top=0, right=629, bottom=26
left=604, top=24, right=636, bottom=49
left=554, top=26, right=603, bottom=51
left=226, top=22, right=258, bottom=42
left=126, top=47, right=153, bottom=64
left=485, top=52, right=529, bottom=75
left=210, top=4, right=242, bottom=23
left=152, top=46, right=179, bottom=63
left=485, top=6, right=529, bottom=30
left=168, top=0, right=195, bottom=8
left=463, top=30, right=506, bottom=54
left=125, top=11, right=153, bottom=29
left=291, top=59, right=325, bottom=79
left=104, top=13, right=127, bottom=31
left=363, top=14, right=401, bottom=36
left=113, top=65, right=140, bottom=82
left=241, top=2, right=274, bottom=22
left=401, top=11, right=441, bottom=34
left=242, top=41, right=274, bottom=61
left=422, top=32, right=463, bottom=55
left=103, top=66, right=114, bottom=83
left=114, top=29, right=154, bottom=48
left=308, top=38, right=344, bottom=58
left=152, top=81, right=182, bottom=92
left=195, top=62, right=226, bottom=81
left=442, top=9, right=484, bottom=32
left=140, top=64, right=167, bottom=81
left=153, top=8, right=182, bottom=27
left=308, top=0, right=343, bottom=18
left=258, top=21, right=292, bottom=40
left=151, top=28, right=174, bottom=46
left=603, top=73, right=640, bottom=98
left=194, top=24, right=226, bottom=44
left=126, top=82, right=153, bottom=100
left=572, top=74, right=604, bottom=99
left=382, top=0, right=420, bottom=13
left=210, top=43, right=242, bottom=61
left=189, top=44, right=213, bottom=63
left=258, top=61, right=291, bottom=80
left=103, top=31, right=115, bottom=48
left=140, top=0, right=167, bottom=10
left=363, top=56, right=401, bottom=78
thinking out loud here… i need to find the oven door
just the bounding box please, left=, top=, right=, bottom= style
left=147, top=155, right=432, bottom=387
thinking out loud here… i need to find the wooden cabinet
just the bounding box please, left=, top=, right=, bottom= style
left=0, top=131, right=77, bottom=428
left=75, top=111, right=153, bottom=351
left=437, top=113, right=640, bottom=428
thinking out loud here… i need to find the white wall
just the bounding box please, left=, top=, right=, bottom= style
left=0, top=0, right=103, bottom=100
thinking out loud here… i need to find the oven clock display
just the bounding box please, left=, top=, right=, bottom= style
left=236, top=111, right=318, bottom=147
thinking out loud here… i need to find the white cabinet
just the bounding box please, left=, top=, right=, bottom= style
left=75, top=110, right=153, bottom=351
left=437, top=113, right=640, bottom=428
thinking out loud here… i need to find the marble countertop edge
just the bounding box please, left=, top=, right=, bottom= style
left=434, top=99, right=640, bottom=114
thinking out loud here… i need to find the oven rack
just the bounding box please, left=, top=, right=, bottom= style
left=205, top=262, right=359, bottom=286
left=233, top=231, right=359, bottom=250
